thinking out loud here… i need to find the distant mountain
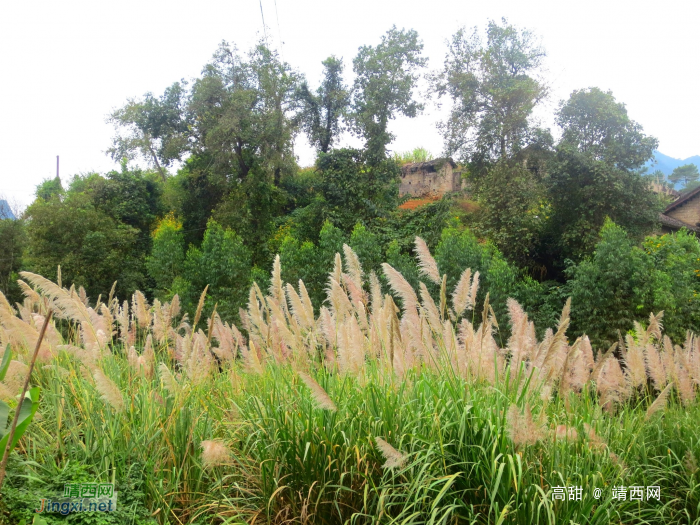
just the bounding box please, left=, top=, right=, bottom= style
left=646, top=151, right=700, bottom=176
left=645, top=151, right=700, bottom=189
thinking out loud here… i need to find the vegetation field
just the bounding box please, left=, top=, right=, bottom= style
left=2, top=16, right=700, bottom=525
left=1, top=241, right=699, bottom=525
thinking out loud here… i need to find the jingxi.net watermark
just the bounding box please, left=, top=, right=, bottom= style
left=35, top=483, right=117, bottom=515
left=551, top=485, right=661, bottom=502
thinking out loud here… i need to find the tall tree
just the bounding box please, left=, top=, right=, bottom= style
left=351, top=26, right=427, bottom=162
left=297, top=56, right=350, bottom=154
left=669, top=163, right=700, bottom=189
left=543, top=89, right=661, bottom=266
left=431, top=19, right=547, bottom=167
left=108, top=81, right=191, bottom=181
left=189, top=41, right=300, bottom=186
left=556, top=87, right=657, bottom=170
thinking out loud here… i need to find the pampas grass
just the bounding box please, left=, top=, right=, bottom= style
left=452, top=268, right=478, bottom=317
left=158, top=362, right=181, bottom=396
left=381, top=263, right=418, bottom=313
left=200, top=440, right=232, bottom=468
left=414, top=237, right=441, bottom=285
left=92, top=369, right=124, bottom=412
left=298, top=372, right=337, bottom=411
left=374, top=437, right=407, bottom=469
left=645, top=383, right=673, bottom=420
left=507, top=404, right=546, bottom=447
left=7, top=251, right=700, bottom=525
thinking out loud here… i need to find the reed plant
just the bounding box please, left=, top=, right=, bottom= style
left=0, top=239, right=699, bottom=524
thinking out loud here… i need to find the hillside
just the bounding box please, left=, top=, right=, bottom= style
left=646, top=151, right=700, bottom=186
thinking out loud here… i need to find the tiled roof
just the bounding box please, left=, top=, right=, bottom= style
left=658, top=212, right=700, bottom=233
left=664, top=185, right=700, bottom=213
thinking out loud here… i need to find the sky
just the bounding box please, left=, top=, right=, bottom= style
left=1, top=0, right=699, bottom=210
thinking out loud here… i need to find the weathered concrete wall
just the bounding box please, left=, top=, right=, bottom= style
left=399, top=159, right=462, bottom=197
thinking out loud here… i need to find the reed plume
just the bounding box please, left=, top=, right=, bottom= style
left=452, top=269, right=478, bottom=318
left=342, top=244, right=363, bottom=290
left=298, top=372, right=337, bottom=411
left=158, top=362, right=181, bottom=396
left=375, top=437, right=407, bottom=469
left=93, top=369, right=124, bottom=412
left=645, top=382, right=673, bottom=420
left=381, top=263, right=418, bottom=313
left=506, top=404, right=546, bottom=447
left=414, top=236, right=441, bottom=285
left=200, top=440, right=232, bottom=468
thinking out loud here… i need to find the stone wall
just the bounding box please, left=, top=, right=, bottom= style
left=399, top=159, right=462, bottom=197
left=667, top=199, right=700, bottom=227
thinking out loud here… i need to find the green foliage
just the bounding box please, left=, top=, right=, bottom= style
left=0, top=218, right=26, bottom=304
left=378, top=198, right=453, bottom=253
left=24, top=192, right=144, bottom=299
left=0, top=346, right=40, bottom=465
left=312, top=148, right=400, bottom=230
left=213, top=170, right=289, bottom=265
left=296, top=56, right=349, bottom=154
left=91, top=168, right=163, bottom=239
left=35, top=177, right=64, bottom=201
left=431, top=18, right=547, bottom=165
left=145, top=214, right=186, bottom=297
left=669, top=163, right=700, bottom=189
left=566, top=219, right=658, bottom=348
left=472, top=160, right=548, bottom=268
left=642, top=229, right=700, bottom=341
left=2, top=459, right=157, bottom=524
left=181, top=220, right=252, bottom=323
left=169, top=154, right=229, bottom=246
left=279, top=221, right=346, bottom=307
left=556, top=87, right=659, bottom=171
left=108, top=80, right=190, bottom=181
left=392, top=147, right=434, bottom=165
left=190, top=41, right=299, bottom=185
left=352, top=26, right=427, bottom=161
left=545, top=147, right=662, bottom=265
left=348, top=223, right=383, bottom=278
left=434, top=225, right=517, bottom=323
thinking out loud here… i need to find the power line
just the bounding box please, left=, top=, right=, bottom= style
left=258, top=0, right=268, bottom=45
left=273, top=0, right=283, bottom=60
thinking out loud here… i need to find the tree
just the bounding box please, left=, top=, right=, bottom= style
left=642, top=230, right=700, bottom=342
left=352, top=26, right=427, bottom=162
left=430, top=19, right=547, bottom=167
left=24, top=193, right=144, bottom=299
left=566, top=219, right=667, bottom=349
left=297, top=56, right=350, bottom=154
left=180, top=220, right=252, bottom=323
left=472, top=160, right=548, bottom=268
left=556, top=87, right=658, bottom=170
left=312, top=148, right=400, bottom=231
left=669, top=163, right=700, bottom=189
left=543, top=88, right=661, bottom=266
left=35, top=177, right=63, bottom=201
left=189, top=41, right=299, bottom=186
left=108, top=81, right=191, bottom=181
left=145, top=214, right=186, bottom=297
left=544, top=147, right=661, bottom=265
left=0, top=219, right=26, bottom=304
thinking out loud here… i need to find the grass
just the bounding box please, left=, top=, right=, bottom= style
left=0, top=242, right=699, bottom=524
left=393, top=147, right=434, bottom=165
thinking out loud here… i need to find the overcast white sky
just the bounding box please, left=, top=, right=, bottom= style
left=1, top=0, right=698, bottom=210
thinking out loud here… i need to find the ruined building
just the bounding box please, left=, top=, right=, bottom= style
left=399, top=159, right=463, bottom=198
